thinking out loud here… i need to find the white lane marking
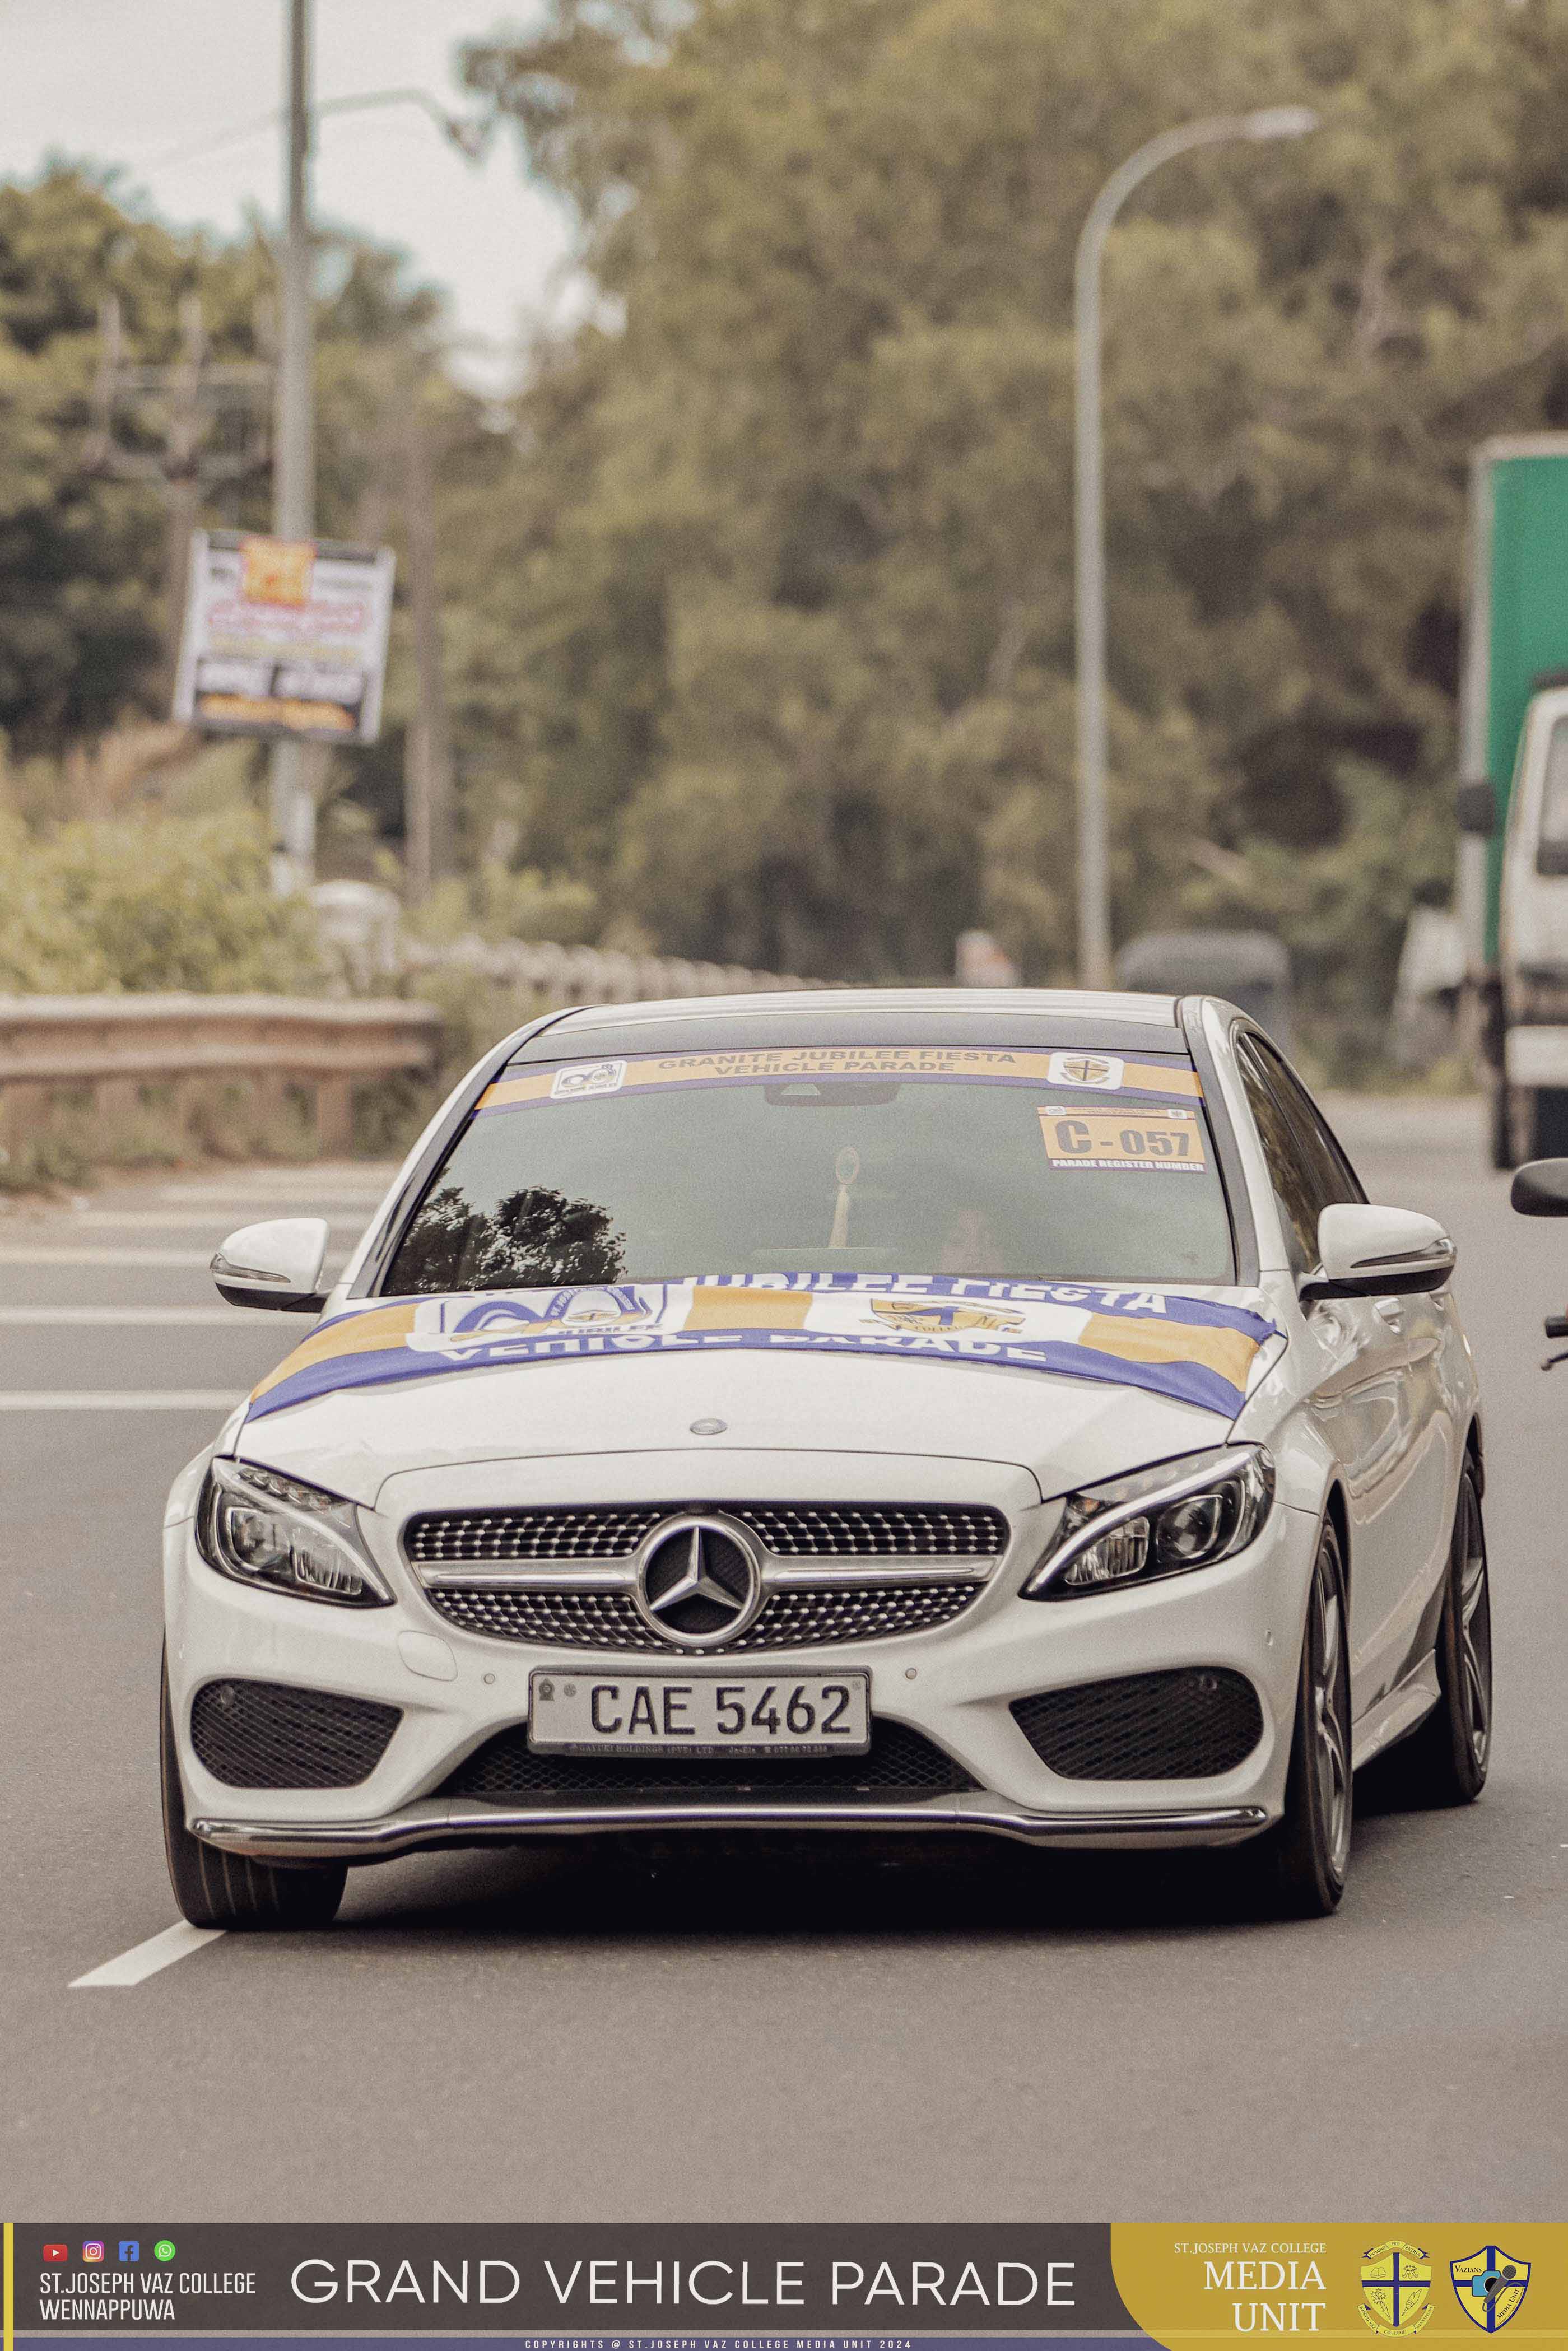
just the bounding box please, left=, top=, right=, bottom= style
left=0, top=1306, right=256, bottom=1326
left=0, top=1390, right=241, bottom=1411
left=0, top=1245, right=345, bottom=1267
left=71, top=1921, right=224, bottom=1987
left=157, top=1186, right=387, bottom=1206
left=0, top=1245, right=215, bottom=1266
left=64, top=1212, right=366, bottom=1232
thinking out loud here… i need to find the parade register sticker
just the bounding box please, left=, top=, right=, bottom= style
left=1039, top=1104, right=1208, bottom=1173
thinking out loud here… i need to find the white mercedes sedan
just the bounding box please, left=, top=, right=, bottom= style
left=160, top=989, right=1490, bottom=1927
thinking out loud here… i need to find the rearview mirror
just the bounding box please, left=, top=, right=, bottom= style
left=211, top=1217, right=331, bottom=1313
left=1510, top=1158, right=1568, bottom=1216
left=1299, top=1203, right=1455, bottom=1301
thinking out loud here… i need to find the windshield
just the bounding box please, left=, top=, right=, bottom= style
left=1541, top=718, right=1568, bottom=859
left=383, top=1045, right=1235, bottom=1293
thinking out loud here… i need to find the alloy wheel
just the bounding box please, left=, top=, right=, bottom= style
left=1310, top=1548, right=1352, bottom=1883
left=1455, top=1478, right=1493, bottom=1776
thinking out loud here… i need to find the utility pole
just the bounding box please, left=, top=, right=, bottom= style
left=402, top=403, right=455, bottom=902
left=269, top=0, right=320, bottom=893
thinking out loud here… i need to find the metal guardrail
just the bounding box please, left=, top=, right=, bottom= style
left=0, top=994, right=442, bottom=1157
left=397, top=936, right=811, bottom=1002
left=0, top=951, right=811, bottom=1162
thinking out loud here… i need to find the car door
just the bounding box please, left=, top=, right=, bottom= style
left=1231, top=1035, right=1429, bottom=1715
left=1248, top=1039, right=1457, bottom=1703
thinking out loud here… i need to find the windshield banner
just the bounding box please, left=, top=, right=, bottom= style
left=245, top=1276, right=1278, bottom=1424
left=477, top=1046, right=1204, bottom=1116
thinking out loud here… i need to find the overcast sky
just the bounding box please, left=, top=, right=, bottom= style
left=0, top=0, right=577, bottom=389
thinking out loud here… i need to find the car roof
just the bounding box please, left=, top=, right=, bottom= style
left=506, top=986, right=1187, bottom=1064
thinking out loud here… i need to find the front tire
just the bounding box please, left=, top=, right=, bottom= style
left=1391, top=1464, right=1492, bottom=1804
left=161, top=1653, right=346, bottom=1930
left=1255, top=1519, right=1352, bottom=1919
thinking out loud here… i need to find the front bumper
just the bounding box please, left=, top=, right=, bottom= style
left=189, top=1797, right=1269, bottom=1860
left=165, top=1450, right=1316, bottom=1860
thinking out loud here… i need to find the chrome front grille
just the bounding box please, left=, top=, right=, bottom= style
left=422, top=1580, right=985, bottom=1652
left=406, top=1502, right=1006, bottom=1566
left=406, top=1507, right=663, bottom=1565
left=406, top=1500, right=1008, bottom=1652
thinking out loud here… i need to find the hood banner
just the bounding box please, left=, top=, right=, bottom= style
left=246, top=1275, right=1279, bottom=1424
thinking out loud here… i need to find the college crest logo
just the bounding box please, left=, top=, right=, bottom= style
left=1359, top=2243, right=1432, bottom=2335
left=867, top=1298, right=1026, bottom=1335
left=1450, top=2248, right=1530, bottom=2331
left=1046, top=1050, right=1124, bottom=1091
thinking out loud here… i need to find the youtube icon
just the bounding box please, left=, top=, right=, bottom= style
left=41, top=2246, right=67, bottom=2265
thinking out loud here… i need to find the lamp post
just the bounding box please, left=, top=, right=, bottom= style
left=268, top=0, right=317, bottom=893
left=1073, top=104, right=1319, bottom=989
left=265, top=7, right=490, bottom=896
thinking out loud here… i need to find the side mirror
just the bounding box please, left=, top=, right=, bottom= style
left=211, top=1218, right=331, bottom=1313
left=1455, top=779, right=1497, bottom=838
left=1299, top=1203, right=1455, bottom=1301
left=1510, top=1158, right=1568, bottom=1216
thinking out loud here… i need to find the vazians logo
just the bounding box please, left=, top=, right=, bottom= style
left=408, top=1287, right=653, bottom=1362
left=1450, top=2249, right=1530, bottom=2333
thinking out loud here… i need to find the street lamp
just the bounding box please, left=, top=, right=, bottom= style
left=1072, top=104, right=1319, bottom=989
left=267, top=2, right=489, bottom=893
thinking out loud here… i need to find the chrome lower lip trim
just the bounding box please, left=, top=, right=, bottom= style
left=191, top=1799, right=1270, bottom=1861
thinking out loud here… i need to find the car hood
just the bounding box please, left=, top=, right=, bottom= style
left=232, top=1286, right=1279, bottom=1508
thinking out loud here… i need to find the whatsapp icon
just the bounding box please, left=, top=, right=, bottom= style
left=153, top=2241, right=175, bottom=2262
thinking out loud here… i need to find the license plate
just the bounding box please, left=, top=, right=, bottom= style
left=528, top=1669, right=871, bottom=1756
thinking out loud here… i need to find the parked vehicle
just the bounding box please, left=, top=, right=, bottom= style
left=1116, top=932, right=1292, bottom=1057
left=161, top=988, right=1487, bottom=1930
left=1455, top=436, right=1568, bottom=1163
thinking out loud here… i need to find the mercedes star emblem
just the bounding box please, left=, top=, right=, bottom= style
left=635, top=1513, right=764, bottom=1646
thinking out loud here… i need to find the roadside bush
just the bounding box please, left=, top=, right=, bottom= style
left=0, top=807, right=324, bottom=995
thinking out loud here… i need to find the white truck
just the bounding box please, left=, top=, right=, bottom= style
left=1456, top=436, right=1568, bottom=1163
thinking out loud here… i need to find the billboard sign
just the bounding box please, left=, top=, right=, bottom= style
left=173, top=529, right=395, bottom=745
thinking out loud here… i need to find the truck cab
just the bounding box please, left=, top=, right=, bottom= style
left=1497, top=682, right=1568, bottom=1159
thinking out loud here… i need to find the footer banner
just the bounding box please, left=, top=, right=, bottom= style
left=4, top=2226, right=1562, bottom=2348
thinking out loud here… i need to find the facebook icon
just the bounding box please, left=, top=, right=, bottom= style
left=118, top=2242, right=139, bottom=2262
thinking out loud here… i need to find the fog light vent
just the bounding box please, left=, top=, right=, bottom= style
left=189, top=1678, right=401, bottom=1789
left=1011, top=1668, right=1263, bottom=1780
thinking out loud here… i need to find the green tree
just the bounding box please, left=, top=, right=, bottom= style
left=459, top=0, right=1568, bottom=1058
left=0, top=166, right=449, bottom=760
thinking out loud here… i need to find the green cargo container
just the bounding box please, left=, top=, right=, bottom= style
left=1461, top=436, right=1568, bottom=959
left=1459, top=435, right=1568, bottom=1162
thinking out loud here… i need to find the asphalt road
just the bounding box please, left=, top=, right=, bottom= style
left=2, top=1101, right=1563, bottom=2220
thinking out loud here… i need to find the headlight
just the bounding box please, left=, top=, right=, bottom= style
left=1023, top=1445, right=1274, bottom=1600
left=196, top=1460, right=392, bottom=1608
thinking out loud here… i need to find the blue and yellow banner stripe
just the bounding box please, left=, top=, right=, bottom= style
left=478, top=1045, right=1204, bottom=1117
left=245, top=1278, right=1277, bottom=1426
